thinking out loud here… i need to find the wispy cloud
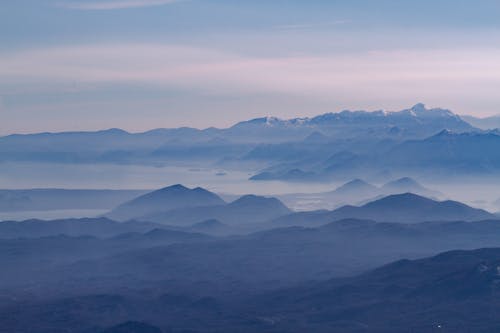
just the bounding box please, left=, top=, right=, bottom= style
left=2, top=43, right=500, bottom=115
left=58, top=0, right=183, bottom=10
left=275, top=20, right=351, bottom=31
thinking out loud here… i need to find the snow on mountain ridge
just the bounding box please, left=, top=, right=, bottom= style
left=237, top=104, right=462, bottom=129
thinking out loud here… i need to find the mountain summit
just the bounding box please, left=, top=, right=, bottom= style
left=330, top=193, right=495, bottom=223
left=107, top=184, right=225, bottom=221
left=331, top=179, right=378, bottom=196
left=381, top=177, right=439, bottom=197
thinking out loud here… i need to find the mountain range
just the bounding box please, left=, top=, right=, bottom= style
left=246, top=248, right=500, bottom=333
left=3, top=104, right=498, bottom=183
left=229, top=103, right=473, bottom=141
left=3, top=216, right=500, bottom=293
left=0, top=217, right=166, bottom=239
left=4, top=215, right=500, bottom=332
left=251, top=129, right=500, bottom=181
left=1, top=180, right=500, bottom=332
left=333, top=193, right=494, bottom=223
left=330, top=178, right=379, bottom=197
left=380, top=177, right=439, bottom=196
left=277, top=177, right=441, bottom=211
left=107, top=184, right=291, bottom=226
left=104, top=184, right=494, bottom=228
left=273, top=192, right=495, bottom=227
left=0, top=104, right=478, bottom=168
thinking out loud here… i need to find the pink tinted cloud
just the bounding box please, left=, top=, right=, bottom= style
left=1, top=43, right=500, bottom=115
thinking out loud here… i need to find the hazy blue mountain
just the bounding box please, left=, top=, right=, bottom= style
left=246, top=105, right=480, bottom=182
left=0, top=229, right=212, bottom=289
left=0, top=105, right=483, bottom=186
left=0, top=128, right=132, bottom=152
left=381, top=177, right=441, bottom=197
left=227, top=194, right=290, bottom=216
left=382, top=176, right=426, bottom=192
left=6, top=219, right=500, bottom=332
left=244, top=138, right=399, bottom=180
left=10, top=218, right=500, bottom=293
left=328, top=179, right=379, bottom=200
left=6, top=246, right=500, bottom=333
left=0, top=189, right=147, bottom=212
left=385, top=130, right=500, bottom=173
left=273, top=193, right=495, bottom=226
left=252, top=129, right=500, bottom=182
left=140, top=194, right=291, bottom=226
left=255, top=118, right=500, bottom=183
left=462, top=114, right=500, bottom=130
left=302, top=131, right=330, bottom=143
left=299, top=179, right=380, bottom=209
left=188, top=219, right=231, bottom=235
left=230, top=103, right=474, bottom=142
left=279, top=177, right=444, bottom=211
left=0, top=126, right=244, bottom=164
left=0, top=217, right=169, bottom=239
left=0, top=127, right=216, bottom=152
left=306, top=103, right=473, bottom=137
left=331, top=193, right=494, bottom=223
left=0, top=104, right=477, bottom=167
left=107, top=228, right=212, bottom=250
left=250, top=248, right=500, bottom=333
left=107, top=184, right=226, bottom=221
left=0, top=128, right=146, bottom=164
left=250, top=168, right=317, bottom=181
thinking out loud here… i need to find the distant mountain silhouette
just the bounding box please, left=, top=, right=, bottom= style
left=6, top=214, right=500, bottom=332
left=331, top=193, right=494, bottom=223
left=462, top=114, right=500, bottom=130
left=7, top=245, right=500, bottom=333
left=330, top=179, right=378, bottom=197
left=302, top=131, right=330, bottom=143
left=273, top=193, right=495, bottom=226
left=252, top=248, right=500, bottom=332
left=0, top=217, right=167, bottom=239
left=227, top=194, right=290, bottom=215
left=385, top=130, right=500, bottom=173
left=329, top=177, right=441, bottom=207
left=188, top=219, right=230, bottom=235
left=0, top=104, right=477, bottom=168
left=249, top=129, right=500, bottom=182
left=381, top=177, right=438, bottom=197
left=141, top=194, right=291, bottom=226
left=113, top=228, right=210, bottom=244
left=231, top=103, right=474, bottom=141
left=107, top=184, right=225, bottom=221
left=295, top=179, right=382, bottom=209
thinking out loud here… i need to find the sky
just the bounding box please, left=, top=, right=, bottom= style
left=1, top=0, right=500, bottom=134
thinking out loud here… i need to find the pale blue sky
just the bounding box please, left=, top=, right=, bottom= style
left=1, top=0, right=500, bottom=134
